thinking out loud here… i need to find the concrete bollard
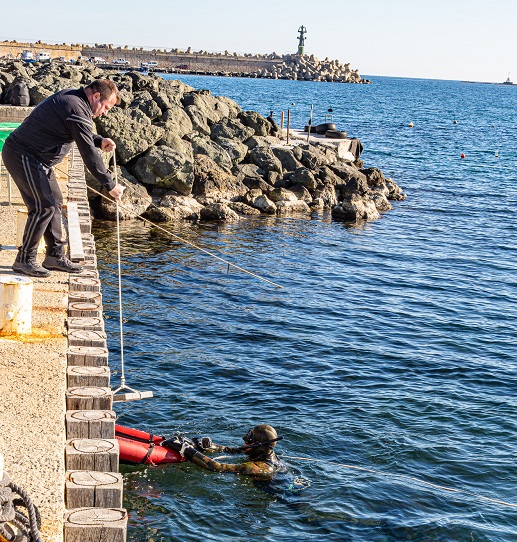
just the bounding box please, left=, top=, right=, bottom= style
left=0, top=275, right=33, bottom=335
left=16, top=209, right=45, bottom=252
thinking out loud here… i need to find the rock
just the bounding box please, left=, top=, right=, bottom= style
left=248, top=147, right=283, bottom=174
left=228, top=202, right=261, bottom=216
left=313, top=184, right=338, bottom=208
left=192, top=154, right=247, bottom=201
left=95, top=107, right=164, bottom=163
left=361, top=167, right=386, bottom=189
left=268, top=188, right=298, bottom=203
left=289, top=167, right=318, bottom=191
left=184, top=104, right=211, bottom=136
left=181, top=89, right=228, bottom=125
left=28, top=85, right=53, bottom=105
left=210, top=117, right=254, bottom=143
left=125, top=71, right=159, bottom=92
left=99, top=166, right=152, bottom=220
left=200, top=203, right=239, bottom=222
left=130, top=90, right=162, bottom=120
left=143, top=194, right=203, bottom=222
left=133, top=145, right=194, bottom=194
left=214, top=137, right=248, bottom=165
left=276, top=200, right=311, bottom=214
left=191, top=134, right=233, bottom=171
left=298, top=144, right=329, bottom=170
left=289, top=183, right=313, bottom=204
left=216, top=95, right=241, bottom=118
left=331, top=194, right=380, bottom=222
left=244, top=191, right=277, bottom=214
left=238, top=110, right=270, bottom=137
left=329, top=163, right=368, bottom=196
left=272, top=147, right=303, bottom=172
left=386, top=179, right=407, bottom=201
left=371, top=193, right=392, bottom=211
left=159, top=105, right=193, bottom=138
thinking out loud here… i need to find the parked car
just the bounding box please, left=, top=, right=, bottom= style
left=113, top=58, right=130, bottom=65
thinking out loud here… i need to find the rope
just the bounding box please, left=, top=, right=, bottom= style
left=281, top=454, right=517, bottom=509
left=113, top=153, right=126, bottom=389
left=55, top=166, right=283, bottom=289
left=0, top=474, right=41, bottom=542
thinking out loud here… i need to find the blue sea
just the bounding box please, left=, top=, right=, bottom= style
left=92, top=75, right=517, bottom=541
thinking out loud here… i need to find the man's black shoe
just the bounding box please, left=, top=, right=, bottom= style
left=42, top=255, right=84, bottom=273
left=12, top=260, right=51, bottom=278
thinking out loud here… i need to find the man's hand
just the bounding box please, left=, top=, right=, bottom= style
left=109, top=184, right=125, bottom=202
left=192, top=437, right=213, bottom=452
left=101, top=138, right=116, bottom=152
left=162, top=436, right=196, bottom=459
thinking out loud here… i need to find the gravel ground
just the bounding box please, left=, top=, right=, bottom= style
left=0, top=180, right=67, bottom=542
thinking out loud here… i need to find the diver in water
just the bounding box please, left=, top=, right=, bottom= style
left=164, top=424, right=282, bottom=479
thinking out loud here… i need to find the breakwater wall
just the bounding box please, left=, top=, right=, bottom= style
left=0, top=40, right=368, bottom=83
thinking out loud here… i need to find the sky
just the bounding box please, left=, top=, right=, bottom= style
left=2, top=0, right=516, bottom=82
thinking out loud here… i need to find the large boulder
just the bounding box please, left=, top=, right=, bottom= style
left=268, top=188, right=298, bottom=203
left=191, top=134, right=233, bottom=171
left=159, top=105, right=193, bottom=138
left=192, top=154, right=247, bottom=201
left=130, top=91, right=162, bottom=120
left=215, top=137, right=248, bottom=165
left=272, top=147, right=303, bottom=172
left=99, top=166, right=152, bottom=220
left=133, top=146, right=194, bottom=194
left=289, top=167, right=318, bottom=191
left=184, top=104, right=211, bottom=136
left=243, top=190, right=277, bottom=214
left=95, top=107, right=164, bottom=163
left=331, top=194, right=380, bottom=222
left=200, top=203, right=239, bottom=222
left=143, top=194, right=203, bottom=222
left=329, top=163, right=368, bottom=196
left=298, top=143, right=329, bottom=170
left=238, top=111, right=270, bottom=136
left=216, top=95, right=241, bottom=118
left=181, top=89, right=229, bottom=126
left=276, top=200, right=311, bottom=214
left=228, top=202, right=261, bottom=216
left=210, top=117, right=254, bottom=143
left=313, top=184, right=338, bottom=208
left=248, top=147, right=283, bottom=174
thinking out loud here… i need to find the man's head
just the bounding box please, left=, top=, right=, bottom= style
left=84, top=79, right=120, bottom=118
left=242, top=424, right=279, bottom=459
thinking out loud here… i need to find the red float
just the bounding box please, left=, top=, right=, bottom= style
left=115, top=424, right=186, bottom=465
left=461, top=153, right=466, bottom=158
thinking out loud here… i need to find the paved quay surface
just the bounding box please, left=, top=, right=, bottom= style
left=0, top=178, right=67, bottom=542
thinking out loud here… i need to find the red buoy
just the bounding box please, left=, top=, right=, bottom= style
left=461, top=153, right=465, bottom=159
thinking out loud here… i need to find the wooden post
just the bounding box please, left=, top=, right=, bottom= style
left=65, top=439, right=119, bottom=472
left=64, top=508, right=127, bottom=542
left=286, top=110, right=291, bottom=145
left=0, top=275, right=33, bottom=335
left=68, top=329, right=107, bottom=348
left=66, top=387, right=113, bottom=410
left=66, top=471, right=123, bottom=509
left=67, top=317, right=105, bottom=332
left=280, top=111, right=285, bottom=130
left=66, top=411, right=116, bottom=439
left=67, top=366, right=110, bottom=388
left=67, top=346, right=109, bottom=367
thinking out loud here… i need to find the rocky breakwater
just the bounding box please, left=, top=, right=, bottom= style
left=0, top=61, right=403, bottom=224
left=250, top=54, right=371, bottom=84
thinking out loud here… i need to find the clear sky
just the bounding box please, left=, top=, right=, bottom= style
left=2, top=0, right=516, bottom=82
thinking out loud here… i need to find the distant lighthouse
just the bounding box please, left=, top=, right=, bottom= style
left=297, top=25, right=307, bottom=56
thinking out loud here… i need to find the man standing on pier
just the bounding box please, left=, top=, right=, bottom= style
left=2, top=79, right=125, bottom=278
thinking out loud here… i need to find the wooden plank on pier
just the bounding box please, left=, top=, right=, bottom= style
left=67, top=202, right=85, bottom=262
left=68, top=329, right=107, bottom=348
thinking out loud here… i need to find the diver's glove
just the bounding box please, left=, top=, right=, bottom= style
left=191, top=437, right=213, bottom=452
left=162, top=436, right=197, bottom=459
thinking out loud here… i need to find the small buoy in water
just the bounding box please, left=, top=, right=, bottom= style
left=495, top=150, right=499, bottom=158
left=453, top=120, right=458, bottom=124
left=408, top=122, right=414, bottom=127
left=461, top=153, right=466, bottom=159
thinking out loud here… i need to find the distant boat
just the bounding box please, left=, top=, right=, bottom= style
left=503, top=73, right=513, bottom=85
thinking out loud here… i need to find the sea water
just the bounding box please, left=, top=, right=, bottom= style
left=92, top=75, right=517, bottom=541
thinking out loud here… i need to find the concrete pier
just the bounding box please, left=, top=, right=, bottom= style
left=0, top=110, right=126, bottom=541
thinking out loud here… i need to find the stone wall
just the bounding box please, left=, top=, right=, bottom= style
left=0, top=40, right=82, bottom=62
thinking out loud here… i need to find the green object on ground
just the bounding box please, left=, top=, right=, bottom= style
left=0, top=123, right=21, bottom=151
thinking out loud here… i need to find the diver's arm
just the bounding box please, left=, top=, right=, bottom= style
left=192, top=437, right=242, bottom=455
left=185, top=448, right=269, bottom=475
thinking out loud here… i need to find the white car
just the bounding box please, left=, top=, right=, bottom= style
left=113, top=58, right=130, bottom=65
